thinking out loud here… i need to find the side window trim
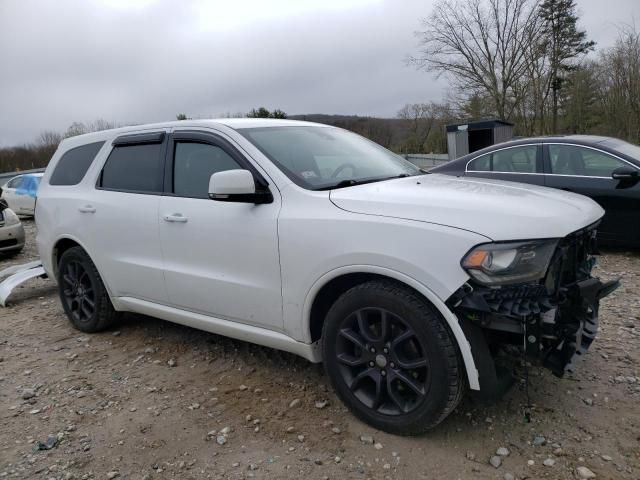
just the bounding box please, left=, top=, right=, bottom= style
left=465, top=143, right=542, bottom=174
left=543, top=142, right=639, bottom=178
left=164, top=130, right=270, bottom=198
left=96, top=131, right=168, bottom=195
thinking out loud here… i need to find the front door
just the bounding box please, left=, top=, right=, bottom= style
left=158, top=131, right=283, bottom=330
left=543, top=143, right=640, bottom=246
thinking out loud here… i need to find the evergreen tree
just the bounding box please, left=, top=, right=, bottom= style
left=539, top=0, right=595, bottom=132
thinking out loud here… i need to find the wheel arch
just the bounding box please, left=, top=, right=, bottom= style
left=303, top=265, right=480, bottom=390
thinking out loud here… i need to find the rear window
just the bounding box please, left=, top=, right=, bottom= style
left=50, top=142, right=105, bottom=186
left=100, top=143, right=164, bottom=193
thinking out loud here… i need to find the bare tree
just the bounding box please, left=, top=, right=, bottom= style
left=397, top=102, right=454, bottom=153
left=597, top=24, right=640, bottom=143
left=37, top=130, right=62, bottom=148
left=410, top=0, right=540, bottom=121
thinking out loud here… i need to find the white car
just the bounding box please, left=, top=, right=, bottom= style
left=1, top=172, right=43, bottom=216
left=35, top=119, right=618, bottom=434
left=0, top=204, right=25, bottom=256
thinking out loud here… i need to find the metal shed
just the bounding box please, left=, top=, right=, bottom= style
left=446, top=119, right=514, bottom=160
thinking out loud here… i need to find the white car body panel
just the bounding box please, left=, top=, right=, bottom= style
left=35, top=119, right=606, bottom=394
left=1, top=173, right=43, bottom=216
left=330, top=173, right=604, bottom=241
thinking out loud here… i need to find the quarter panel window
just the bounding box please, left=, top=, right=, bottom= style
left=549, top=144, right=628, bottom=177
left=100, top=143, right=164, bottom=193
left=173, top=142, right=243, bottom=198
left=467, top=154, right=491, bottom=171
left=492, top=146, right=538, bottom=173
left=50, top=141, right=105, bottom=186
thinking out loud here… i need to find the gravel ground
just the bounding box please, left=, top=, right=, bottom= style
left=0, top=219, right=638, bottom=480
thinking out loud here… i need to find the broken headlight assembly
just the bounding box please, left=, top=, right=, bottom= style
left=461, top=239, right=558, bottom=286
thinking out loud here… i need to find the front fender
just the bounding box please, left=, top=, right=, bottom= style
left=301, top=265, right=480, bottom=391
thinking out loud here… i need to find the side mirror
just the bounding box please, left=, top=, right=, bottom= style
left=611, top=166, right=639, bottom=181
left=208, top=170, right=272, bottom=204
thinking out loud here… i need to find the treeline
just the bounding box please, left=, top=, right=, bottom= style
left=0, top=120, right=117, bottom=173
left=411, top=0, right=640, bottom=143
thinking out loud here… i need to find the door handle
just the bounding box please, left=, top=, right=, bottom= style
left=78, top=205, right=96, bottom=213
left=163, top=214, right=188, bottom=223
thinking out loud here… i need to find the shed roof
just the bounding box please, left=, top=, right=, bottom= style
left=446, top=119, right=514, bottom=133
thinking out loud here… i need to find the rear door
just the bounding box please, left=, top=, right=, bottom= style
left=465, top=144, right=544, bottom=186
left=543, top=143, right=640, bottom=245
left=88, top=132, right=169, bottom=303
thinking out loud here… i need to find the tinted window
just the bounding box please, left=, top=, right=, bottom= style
left=100, top=143, right=164, bottom=193
left=468, top=154, right=491, bottom=171
left=492, top=146, right=538, bottom=173
left=173, top=142, right=242, bottom=198
left=50, top=141, right=104, bottom=186
left=549, top=145, right=628, bottom=177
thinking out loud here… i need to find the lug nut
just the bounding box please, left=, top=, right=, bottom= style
left=370, top=347, right=376, bottom=353
left=383, top=347, right=389, bottom=354
left=390, top=362, right=395, bottom=368
left=380, top=370, right=386, bottom=376
left=369, top=361, right=375, bottom=367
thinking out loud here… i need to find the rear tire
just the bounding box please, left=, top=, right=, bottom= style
left=58, top=247, right=119, bottom=332
left=322, top=280, right=465, bottom=435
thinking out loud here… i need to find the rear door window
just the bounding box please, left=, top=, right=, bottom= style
left=50, top=142, right=105, bottom=186
left=100, top=143, right=164, bottom=193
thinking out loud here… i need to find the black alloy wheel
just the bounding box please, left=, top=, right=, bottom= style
left=335, top=307, right=430, bottom=415
left=60, top=259, right=96, bottom=324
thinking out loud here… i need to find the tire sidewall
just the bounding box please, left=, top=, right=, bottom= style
left=322, top=282, right=458, bottom=434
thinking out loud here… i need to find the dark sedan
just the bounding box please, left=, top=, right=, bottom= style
left=431, top=135, right=640, bottom=247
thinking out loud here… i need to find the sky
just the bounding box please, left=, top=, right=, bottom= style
left=0, top=0, right=638, bottom=147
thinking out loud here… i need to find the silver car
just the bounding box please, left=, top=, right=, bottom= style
left=0, top=201, right=25, bottom=256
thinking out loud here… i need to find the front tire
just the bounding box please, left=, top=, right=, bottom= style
left=322, top=280, right=465, bottom=435
left=58, top=247, right=119, bottom=332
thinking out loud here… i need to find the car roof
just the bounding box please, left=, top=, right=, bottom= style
left=430, top=134, right=638, bottom=173
left=56, top=118, right=327, bottom=151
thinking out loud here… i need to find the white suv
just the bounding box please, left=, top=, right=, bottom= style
left=36, top=119, right=618, bottom=434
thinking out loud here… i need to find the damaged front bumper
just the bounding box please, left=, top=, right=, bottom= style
left=448, top=223, right=619, bottom=395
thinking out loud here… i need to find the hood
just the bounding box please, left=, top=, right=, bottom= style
left=329, top=174, right=604, bottom=241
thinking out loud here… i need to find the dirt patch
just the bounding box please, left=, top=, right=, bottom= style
left=1, top=219, right=638, bottom=479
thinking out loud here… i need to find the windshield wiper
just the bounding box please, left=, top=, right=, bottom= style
left=315, top=173, right=414, bottom=191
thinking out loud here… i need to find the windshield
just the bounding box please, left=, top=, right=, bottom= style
left=601, top=138, right=640, bottom=160
left=239, top=126, right=420, bottom=190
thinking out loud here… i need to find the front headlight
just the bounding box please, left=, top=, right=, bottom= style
left=461, top=239, right=558, bottom=286
left=2, top=208, right=21, bottom=226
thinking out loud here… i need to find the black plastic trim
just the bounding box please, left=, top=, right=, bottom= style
left=113, top=132, right=165, bottom=146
